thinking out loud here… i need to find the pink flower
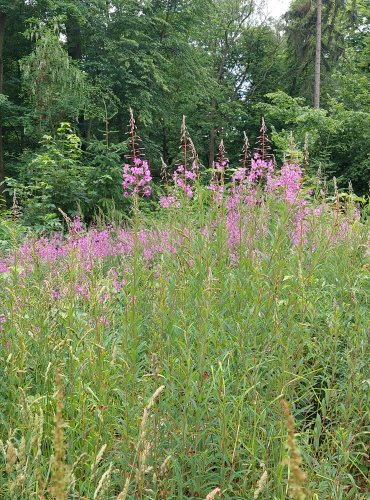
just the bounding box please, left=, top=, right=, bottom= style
left=185, top=171, right=196, bottom=181
left=0, top=315, right=6, bottom=330
left=98, top=316, right=109, bottom=327
left=75, top=283, right=89, bottom=299
left=159, top=196, right=180, bottom=209
left=209, top=183, right=224, bottom=202
left=232, top=168, right=247, bottom=183
left=247, top=158, right=274, bottom=184
left=172, top=162, right=197, bottom=198
left=123, top=158, right=152, bottom=198
left=70, top=215, right=84, bottom=233
left=112, top=277, right=126, bottom=291
left=99, top=292, right=109, bottom=302
left=290, top=203, right=310, bottom=246
left=266, top=163, right=302, bottom=204
left=0, top=262, right=9, bottom=273
left=214, top=159, right=228, bottom=172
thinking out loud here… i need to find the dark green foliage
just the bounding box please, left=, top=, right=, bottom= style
left=20, top=24, right=88, bottom=135
left=5, top=123, right=92, bottom=230
left=258, top=89, right=370, bottom=193
left=0, top=0, right=369, bottom=221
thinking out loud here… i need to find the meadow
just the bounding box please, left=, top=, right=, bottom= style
left=0, top=136, right=369, bottom=499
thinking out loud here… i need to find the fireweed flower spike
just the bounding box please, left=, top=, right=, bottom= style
left=159, top=196, right=180, bottom=209
left=172, top=117, right=198, bottom=199
left=122, top=158, right=152, bottom=198
left=247, top=156, right=275, bottom=184
left=173, top=164, right=196, bottom=198
left=159, top=116, right=199, bottom=207
left=123, top=109, right=152, bottom=198
left=0, top=315, right=6, bottom=330
left=209, top=140, right=228, bottom=202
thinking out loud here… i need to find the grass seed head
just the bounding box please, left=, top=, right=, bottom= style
left=93, top=462, right=113, bottom=499
left=282, top=399, right=309, bottom=500
left=49, top=371, right=69, bottom=500
left=205, top=486, right=221, bottom=499
left=5, top=439, right=17, bottom=473
left=116, top=477, right=130, bottom=499
left=253, top=465, right=268, bottom=499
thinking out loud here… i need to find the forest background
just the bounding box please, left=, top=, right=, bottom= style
left=0, top=0, right=369, bottom=229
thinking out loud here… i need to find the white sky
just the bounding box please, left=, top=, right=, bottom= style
left=265, top=0, right=291, bottom=19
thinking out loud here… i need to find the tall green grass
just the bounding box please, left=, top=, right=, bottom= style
left=0, top=189, right=369, bottom=499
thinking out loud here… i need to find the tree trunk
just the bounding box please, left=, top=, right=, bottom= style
left=209, top=127, right=216, bottom=168
left=161, top=118, right=169, bottom=166
left=208, top=98, right=218, bottom=167
left=0, top=12, right=6, bottom=202
left=314, top=0, right=322, bottom=108
left=66, top=18, right=82, bottom=60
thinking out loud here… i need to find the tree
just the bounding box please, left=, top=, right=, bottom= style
left=0, top=10, right=6, bottom=199
left=0, top=0, right=369, bottom=217
left=202, top=0, right=256, bottom=166
left=314, top=0, right=322, bottom=108
left=0, top=0, right=24, bottom=200
left=258, top=89, right=370, bottom=194
left=20, top=23, right=88, bottom=135
left=284, top=0, right=348, bottom=105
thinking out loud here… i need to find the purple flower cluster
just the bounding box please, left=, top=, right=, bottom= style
left=232, top=168, right=247, bottom=184
left=247, top=157, right=274, bottom=183
left=0, top=315, right=6, bottom=330
left=266, top=163, right=302, bottom=204
left=159, top=196, right=180, bottom=209
left=173, top=162, right=197, bottom=198
left=208, top=183, right=224, bottom=202
left=0, top=156, right=364, bottom=281
left=123, top=157, right=152, bottom=198
left=0, top=225, right=184, bottom=279
left=290, top=205, right=311, bottom=246
left=214, top=158, right=228, bottom=173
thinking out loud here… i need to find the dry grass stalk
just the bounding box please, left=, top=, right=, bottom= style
left=188, top=136, right=200, bottom=177
left=36, top=467, right=46, bottom=499
left=116, top=477, right=130, bottom=499
left=93, top=462, right=113, bottom=499
left=241, top=131, right=250, bottom=170
left=19, top=388, right=30, bottom=422
left=134, top=386, right=165, bottom=495
left=5, top=439, right=17, bottom=473
left=17, top=436, right=26, bottom=467
left=160, top=156, right=169, bottom=184
left=137, top=385, right=165, bottom=448
left=136, top=440, right=151, bottom=483
left=14, top=436, right=27, bottom=492
left=71, top=452, right=87, bottom=475
left=253, top=463, right=268, bottom=499
left=146, top=385, right=165, bottom=411
left=160, top=455, right=172, bottom=475
left=91, top=444, right=107, bottom=477
left=0, top=439, right=5, bottom=458
left=12, top=189, right=19, bottom=221
left=205, top=486, right=221, bottom=499
left=31, top=408, right=44, bottom=460
left=139, top=407, right=149, bottom=444
left=282, top=400, right=309, bottom=500
left=58, top=208, right=80, bottom=240
left=49, top=371, right=69, bottom=500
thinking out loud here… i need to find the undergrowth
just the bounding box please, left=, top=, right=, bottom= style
left=0, top=117, right=369, bottom=499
